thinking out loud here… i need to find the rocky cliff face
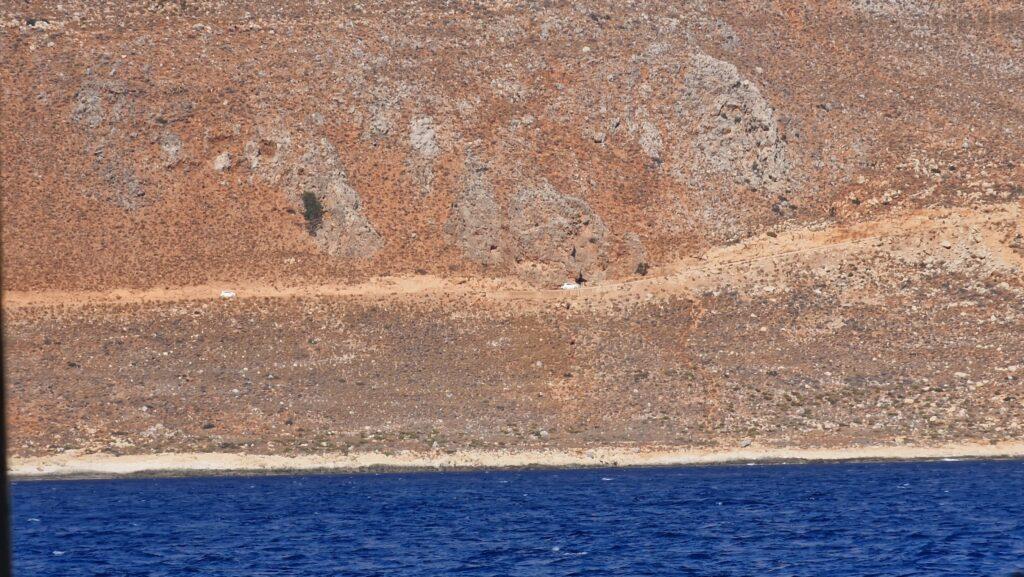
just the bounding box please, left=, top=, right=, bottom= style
left=2, top=1, right=1023, bottom=459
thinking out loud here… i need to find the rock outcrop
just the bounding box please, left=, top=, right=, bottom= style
left=245, top=131, right=383, bottom=259
left=508, top=181, right=609, bottom=285
left=670, top=52, right=795, bottom=242
left=444, top=157, right=503, bottom=267
left=71, top=82, right=151, bottom=210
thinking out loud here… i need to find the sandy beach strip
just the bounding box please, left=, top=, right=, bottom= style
left=9, top=442, right=1024, bottom=480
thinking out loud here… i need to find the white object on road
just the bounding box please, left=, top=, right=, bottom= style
left=560, top=282, right=580, bottom=290
left=220, top=290, right=236, bottom=299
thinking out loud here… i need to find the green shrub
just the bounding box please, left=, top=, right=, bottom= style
left=301, top=191, right=324, bottom=235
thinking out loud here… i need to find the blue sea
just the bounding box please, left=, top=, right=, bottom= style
left=11, top=459, right=1024, bottom=576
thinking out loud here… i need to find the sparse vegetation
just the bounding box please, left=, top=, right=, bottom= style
left=301, top=192, right=324, bottom=235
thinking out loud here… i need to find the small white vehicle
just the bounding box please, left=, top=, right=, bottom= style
left=560, top=282, right=580, bottom=290
left=220, top=290, right=237, bottom=299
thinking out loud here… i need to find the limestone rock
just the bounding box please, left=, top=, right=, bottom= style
left=682, top=52, right=790, bottom=195
left=158, top=132, right=182, bottom=168
left=212, top=151, right=232, bottom=171
left=669, top=52, right=796, bottom=242
left=409, top=117, right=440, bottom=159
left=508, top=181, right=609, bottom=285
left=247, top=131, right=383, bottom=259
left=444, top=158, right=503, bottom=266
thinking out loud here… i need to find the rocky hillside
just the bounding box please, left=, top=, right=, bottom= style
left=2, top=1, right=1023, bottom=459
left=3, top=0, right=1022, bottom=290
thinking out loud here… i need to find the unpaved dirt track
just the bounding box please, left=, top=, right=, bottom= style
left=5, top=202, right=1020, bottom=309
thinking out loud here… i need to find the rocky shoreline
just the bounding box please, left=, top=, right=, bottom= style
left=10, top=442, right=1024, bottom=480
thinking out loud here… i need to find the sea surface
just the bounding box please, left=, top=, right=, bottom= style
left=11, top=459, right=1024, bottom=576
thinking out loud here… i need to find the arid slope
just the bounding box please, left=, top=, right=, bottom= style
left=2, top=1, right=1023, bottom=466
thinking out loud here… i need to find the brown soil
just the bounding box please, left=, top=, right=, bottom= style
left=2, top=1, right=1023, bottom=461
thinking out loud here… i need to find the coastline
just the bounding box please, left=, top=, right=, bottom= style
left=10, top=442, right=1024, bottom=480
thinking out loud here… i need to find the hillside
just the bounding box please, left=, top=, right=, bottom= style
left=2, top=0, right=1023, bottom=468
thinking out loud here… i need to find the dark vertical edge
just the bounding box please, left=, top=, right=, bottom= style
left=1, top=139, right=12, bottom=575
